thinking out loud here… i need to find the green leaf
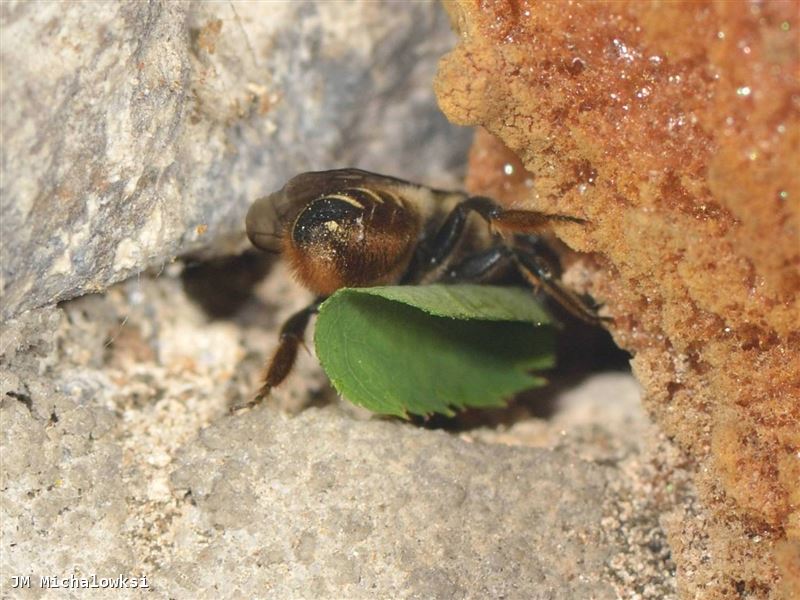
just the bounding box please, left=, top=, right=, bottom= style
left=314, top=284, right=556, bottom=418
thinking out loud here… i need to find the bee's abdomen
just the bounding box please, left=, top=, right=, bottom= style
left=285, top=187, right=420, bottom=296
left=291, top=195, right=364, bottom=247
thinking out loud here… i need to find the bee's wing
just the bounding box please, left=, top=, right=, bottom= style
left=246, top=171, right=366, bottom=252
left=245, top=181, right=301, bottom=253
left=245, top=171, right=360, bottom=252
left=246, top=169, right=463, bottom=252
left=282, top=168, right=420, bottom=198
left=245, top=190, right=283, bottom=253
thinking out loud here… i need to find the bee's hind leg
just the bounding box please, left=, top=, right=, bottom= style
left=231, top=297, right=324, bottom=413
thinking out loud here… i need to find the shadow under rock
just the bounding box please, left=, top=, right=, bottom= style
left=181, top=251, right=275, bottom=320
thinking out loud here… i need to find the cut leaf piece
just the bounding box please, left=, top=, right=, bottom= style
left=314, top=284, right=555, bottom=417
left=346, top=283, right=554, bottom=324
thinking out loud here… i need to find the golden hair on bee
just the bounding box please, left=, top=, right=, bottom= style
left=280, top=186, right=420, bottom=296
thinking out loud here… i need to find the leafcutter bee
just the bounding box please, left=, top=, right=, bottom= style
left=243, top=168, right=609, bottom=408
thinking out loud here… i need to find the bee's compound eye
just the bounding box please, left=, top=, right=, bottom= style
left=292, top=196, right=364, bottom=247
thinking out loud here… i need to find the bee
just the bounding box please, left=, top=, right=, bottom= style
left=243, top=168, right=608, bottom=408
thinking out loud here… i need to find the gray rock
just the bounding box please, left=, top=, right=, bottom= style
left=0, top=308, right=133, bottom=597
left=165, top=408, right=619, bottom=599
left=0, top=1, right=470, bottom=321
left=0, top=266, right=678, bottom=599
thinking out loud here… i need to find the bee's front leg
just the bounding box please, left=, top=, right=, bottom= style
left=511, top=240, right=610, bottom=326
left=403, top=195, right=583, bottom=284
left=440, top=238, right=610, bottom=326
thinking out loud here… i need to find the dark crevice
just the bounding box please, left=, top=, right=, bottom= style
left=6, top=391, right=33, bottom=413
left=181, top=251, right=275, bottom=320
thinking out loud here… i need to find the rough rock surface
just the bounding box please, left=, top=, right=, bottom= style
left=434, top=1, right=799, bottom=597
left=168, top=410, right=616, bottom=599
left=0, top=0, right=470, bottom=320
left=1, top=262, right=684, bottom=599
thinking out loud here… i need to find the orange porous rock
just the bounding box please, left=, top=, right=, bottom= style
left=435, top=1, right=799, bottom=598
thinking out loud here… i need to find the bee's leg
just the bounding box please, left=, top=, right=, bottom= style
left=512, top=234, right=563, bottom=277
left=404, top=196, right=585, bottom=283
left=400, top=195, right=607, bottom=324
left=232, top=297, right=324, bottom=413
left=421, top=197, right=501, bottom=268
left=439, top=244, right=513, bottom=283
left=403, top=197, right=502, bottom=282
left=511, top=241, right=610, bottom=326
